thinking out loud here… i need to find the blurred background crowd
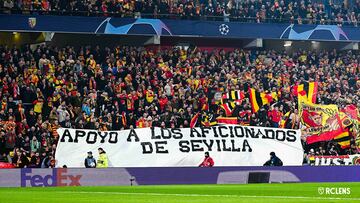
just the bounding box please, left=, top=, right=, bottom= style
left=2, top=0, right=360, bottom=26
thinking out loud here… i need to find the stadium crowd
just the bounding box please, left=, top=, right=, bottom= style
left=0, top=43, right=359, bottom=168
left=2, top=0, right=360, bottom=26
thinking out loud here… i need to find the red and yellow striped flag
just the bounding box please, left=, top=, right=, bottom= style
left=249, top=88, right=278, bottom=113
left=292, top=81, right=318, bottom=103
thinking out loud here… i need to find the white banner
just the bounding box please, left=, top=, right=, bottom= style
left=55, top=125, right=304, bottom=167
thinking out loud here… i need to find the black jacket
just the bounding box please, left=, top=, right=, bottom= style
left=84, top=157, right=96, bottom=168
left=264, top=155, right=283, bottom=166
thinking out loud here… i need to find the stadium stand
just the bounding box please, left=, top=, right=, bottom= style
left=0, top=43, right=359, bottom=168
left=1, top=0, right=360, bottom=26
left=0, top=1, right=360, bottom=169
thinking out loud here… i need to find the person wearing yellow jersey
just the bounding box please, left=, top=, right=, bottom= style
left=33, top=97, right=44, bottom=114
left=86, top=54, right=96, bottom=69
left=54, top=75, right=65, bottom=89
left=97, top=148, right=108, bottom=168
left=30, top=73, right=39, bottom=86
left=48, top=61, right=56, bottom=73
left=124, top=74, right=132, bottom=85
left=299, top=53, right=307, bottom=63
left=193, top=78, right=201, bottom=90
left=136, top=117, right=145, bottom=128
left=180, top=48, right=187, bottom=61
left=145, top=86, right=154, bottom=104
left=66, top=77, right=75, bottom=91
left=1, top=98, right=7, bottom=111
left=308, top=149, right=316, bottom=165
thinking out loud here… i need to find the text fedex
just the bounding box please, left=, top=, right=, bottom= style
left=21, top=168, right=82, bottom=187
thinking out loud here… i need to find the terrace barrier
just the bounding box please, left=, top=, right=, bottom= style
left=0, top=166, right=359, bottom=187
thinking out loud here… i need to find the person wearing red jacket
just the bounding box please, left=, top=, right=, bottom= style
left=199, top=152, right=214, bottom=167
left=268, top=106, right=282, bottom=128
left=158, top=94, right=169, bottom=111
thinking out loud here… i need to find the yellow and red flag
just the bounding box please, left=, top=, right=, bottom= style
left=249, top=88, right=278, bottom=113
left=292, top=81, right=318, bottom=103
left=216, top=117, right=238, bottom=125
left=190, top=113, right=200, bottom=128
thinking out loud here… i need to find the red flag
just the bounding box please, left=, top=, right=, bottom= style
left=299, top=90, right=306, bottom=96
left=221, top=102, right=236, bottom=116
left=292, top=84, right=299, bottom=96
left=216, top=117, right=238, bottom=124
left=264, top=94, right=273, bottom=103
left=306, top=128, right=345, bottom=144
left=302, top=110, right=322, bottom=128
left=306, top=113, right=344, bottom=144
left=342, top=104, right=359, bottom=120
left=121, top=112, right=127, bottom=127
left=190, top=113, right=200, bottom=128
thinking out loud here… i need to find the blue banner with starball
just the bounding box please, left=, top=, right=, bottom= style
left=1, top=14, right=360, bottom=41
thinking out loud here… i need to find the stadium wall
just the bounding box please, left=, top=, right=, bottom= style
left=1, top=15, right=360, bottom=42
left=1, top=166, right=360, bottom=187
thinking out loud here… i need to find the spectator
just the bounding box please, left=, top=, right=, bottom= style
left=97, top=147, right=108, bottom=168
left=3, top=0, right=14, bottom=13
left=268, top=106, right=282, bottom=128
left=29, top=152, right=41, bottom=168
left=30, top=136, right=40, bottom=153
left=263, top=152, right=283, bottom=166
left=13, top=150, right=29, bottom=168
left=84, top=151, right=96, bottom=168
left=2, top=0, right=360, bottom=26
left=199, top=152, right=214, bottom=167
left=41, top=154, right=55, bottom=168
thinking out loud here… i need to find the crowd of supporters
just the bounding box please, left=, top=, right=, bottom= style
left=0, top=43, right=359, bottom=167
left=2, top=0, right=360, bottom=26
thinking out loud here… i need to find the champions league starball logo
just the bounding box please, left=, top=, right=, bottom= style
left=280, top=24, right=349, bottom=41
left=95, top=18, right=172, bottom=36
left=219, top=24, right=230, bottom=35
